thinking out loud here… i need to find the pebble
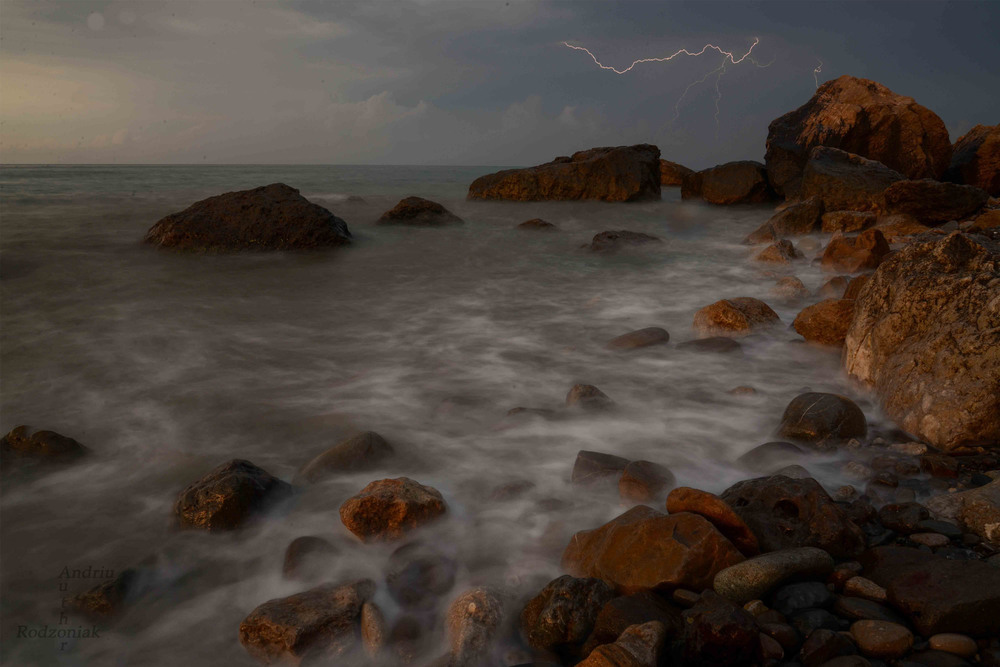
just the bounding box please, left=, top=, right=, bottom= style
left=843, top=576, right=887, bottom=602
left=773, top=581, right=833, bottom=616
left=744, top=599, right=768, bottom=616
left=671, top=589, right=700, bottom=608
left=760, top=632, right=785, bottom=660
left=918, top=519, right=963, bottom=538
left=850, top=620, right=914, bottom=659
left=927, top=633, right=977, bottom=658
left=910, top=532, right=950, bottom=548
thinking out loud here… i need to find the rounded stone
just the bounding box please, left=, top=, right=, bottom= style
left=910, top=532, right=950, bottom=548
left=927, top=633, right=978, bottom=658
left=850, top=620, right=914, bottom=659
left=713, top=547, right=834, bottom=604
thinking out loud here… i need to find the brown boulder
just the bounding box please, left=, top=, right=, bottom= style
left=666, top=487, right=759, bottom=556
left=144, top=183, right=352, bottom=251
left=800, top=147, right=905, bottom=211
left=777, top=392, right=867, bottom=444
left=681, top=161, right=774, bottom=205
left=873, top=213, right=932, bottom=242
left=821, top=229, right=891, bottom=273
left=946, top=124, right=1000, bottom=195
left=692, top=297, right=781, bottom=338
left=720, top=475, right=866, bottom=558
left=339, top=477, right=446, bottom=542
left=969, top=208, right=1000, bottom=233
left=764, top=75, right=951, bottom=197
left=682, top=591, right=759, bottom=667
left=446, top=587, right=505, bottom=667
left=755, top=239, right=802, bottom=264
left=619, top=460, right=675, bottom=504
left=771, top=276, right=811, bottom=301
left=605, top=327, right=669, bottom=350
left=578, top=620, right=668, bottom=667
left=660, top=159, right=694, bottom=186
left=562, top=506, right=745, bottom=594
left=296, top=431, right=394, bottom=484
left=238, top=579, right=374, bottom=664
left=517, top=218, right=558, bottom=231
left=173, top=459, right=292, bottom=532
left=745, top=197, right=824, bottom=244
left=520, top=575, right=615, bottom=657
left=843, top=233, right=1000, bottom=450
left=882, top=179, right=989, bottom=225
left=582, top=592, right=684, bottom=657
left=1, top=425, right=88, bottom=466
left=793, top=298, right=856, bottom=346
left=822, top=211, right=876, bottom=234
left=377, top=196, right=463, bottom=225
left=588, top=230, right=663, bottom=253
left=572, top=450, right=629, bottom=486
left=468, top=145, right=661, bottom=202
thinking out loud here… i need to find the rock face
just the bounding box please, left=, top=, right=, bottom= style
left=882, top=179, right=989, bottom=225
left=681, top=161, right=774, bottom=205
left=744, top=197, right=823, bottom=244
left=692, top=297, right=781, bottom=338
left=1, top=425, right=88, bottom=466
left=561, top=506, right=745, bottom=594
left=843, top=233, right=1000, bottom=451
left=468, top=145, right=661, bottom=202
left=660, top=159, right=694, bottom=186
left=339, top=477, right=446, bottom=542
left=777, top=392, right=867, bottom=444
left=587, top=230, right=662, bottom=253
left=765, top=75, right=951, bottom=197
left=793, top=299, right=856, bottom=346
left=720, top=475, right=866, bottom=558
left=377, top=196, right=463, bottom=225
left=296, top=432, right=394, bottom=484
left=144, top=183, right=352, bottom=251
left=173, top=459, right=292, bottom=532
left=821, top=229, right=891, bottom=273
left=520, top=575, right=615, bottom=657
left=238, top=579, right=373, bottom=664
left=799, top=147, right=905, bottom=211
left=946, top=124, right=1000, bottom=195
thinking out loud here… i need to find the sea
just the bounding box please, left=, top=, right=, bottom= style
left=0, top=164, right=880, bottom=665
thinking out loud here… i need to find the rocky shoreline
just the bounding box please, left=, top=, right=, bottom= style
left=4, top=75, right=1000, bottom=665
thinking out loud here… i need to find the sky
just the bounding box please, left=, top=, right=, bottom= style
left=1, top=0, right=998, bottom=168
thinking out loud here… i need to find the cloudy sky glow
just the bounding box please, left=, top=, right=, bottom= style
left=1, top=0, right=997, bottom=167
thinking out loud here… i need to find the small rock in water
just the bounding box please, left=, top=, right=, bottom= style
left=692, top=297, right=781, bottom=338
left=446, top=587, right=504, bottom=667
left=565, top=384, right=615, bottom=412
left=360, top=601, right=387, bottom=658
left=735, top=441, right=805, bottom=473
left=818, top=275, right=850, bottom=298
left=771, top=276, right=812, bottom=301
left=283, top=536, right=339, bottom=581
left=517, top=218, right=557, bottom=231
left=385, top=541, right=458, bottom=608
left=604, top=326, right=670, bottom=350
left=377, top=196, right=464, bottom=225
left=728, top=385, right=757, bottom=396
left=173, top=459, right=292, bottom=532
left=587, top=229, right=663, bottom=253
left=619, top=460, right=675, bottom=503
left=777, top=392, right=867, bottom=445
left=339, top=477, right=447, bottom=542
left=1, top=425, right=89, bottom=466
left=295, top=431, right=395, bottom=483
left=572, top=450, right=629, bottom=486
left=676, top=336, right=744, bottom=354
left=755, top=239, right=803, bottom=263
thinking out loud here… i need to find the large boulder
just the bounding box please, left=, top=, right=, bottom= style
left=744, top=197, right=824, bottom=244
left=561, top=506, right=745, bottom=594
left=764, top=75, right=951, bottom=197
left=799, top=147, right=905, bottom=211
left=843, top=233, right=1000, bottom=450
left=660, top=159, right=694, bottom=186
left=173, top=459, right=292, bottom=532
left=339, top=477, right=447, bottom=542
left=946, top=124, right=1000, bottom=195
left=882, top=179, right=989, bottom=225
left=468, top=145, right=661, bottom=202
left=144, top=183, right=352, bottom=251
left=377, top=196, right=463, bottom=225
left=681, top=161, right=774, bottom=205
left=720, top=475, right=866, bottom=558
left=692, top=297, right=781, bottom=338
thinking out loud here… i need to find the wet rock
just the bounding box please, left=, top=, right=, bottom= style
left=173, top=459, right=292, bottom=532
left=713, top=547, right=833, bottom=604
left=521, top=575, right=615, bottom=657
left=793, top=299, right=856, bottom=346
left=682, top=591, right=759, bottom=666
left=760, top=631, right=785, bottom=661
left=843, top=577, right=886, bottom=603
left=878, top=503, right=930, bottom=535
left=799, top=147, right=905, bottom=211
left=927, top=633, right=978, bottom=659
left=360, top=601, right=386, bottom=658
left=843, top=233, right=1000, bottom=451
left=69, top=568, right=142, bottom=619
left=745, top=197, right=824, bottom=243
left=144, top=183, right=352, bottom=251
left=339, top=477, right=446, bottom=542
left=692, top=297, right=781, bottom=338
left=755, top=239, right=803, bottom=263
left=817, top=656, right=870, bottom=667
left=666, top=486, right=759, bottom=556
left=238, top=579, right=373, bottom=664
left=955, top=477, right=1000, bottom=546
left=833, top=596, right=907, bottom=624
left=860, top=546, right=1000, bottom=636
left=777, top=392, right=867, bottom=445
left=908, top=650, right=974, bottom=667
left=818, top=275, right=850, bottom=299
left=572, top=450, right=629, bottom=486
left=882, top=180, right=989, bottom=226
left=0, top=425, right=89, bottom=467
left=296, top=431, right=394, bottom=483
left=764, top=75, right=949, bottom=197
left=969, top=208, right=1000, bottom=233
left=676, top=336, right=744, bottom=354
left=721, top=475, right=866, bottom=558
left=446, top=587, right=504, bottom=667
left=821, top=229, right=891, bottom=273
left=843, top=274, right=870, bottom=300
left=910, top=532, right=949, bottom=548
left=946, top=124, right=1000, bottom=196
left=587, top=230, right=663, bottom=253
left=921, top=454, right=960, bottom=479
left=850, top=620, right=913, bottom=659
left=377, top=196, right=463, bottom=225
left=283, top=536, right=338, bottom=581
left=772, top=276, right=812, bottom=301
left=873, top=212, right=933, bottom=242
left=605, top=327, right=670, bottom=351
left=681, top=160, right=774, bottom=205
left=619, top=460, right=675, bottom=504
left=822, top=211, right=876, bottom=234
left=799, top=628, right=859, bottom=667
left=385, top=541, right=457, bottom=608
left=661, top=159, right=694, bottom=186
left=518, top=218, right=558, bottom=231
left=582, top=591, right=684, bottom=656
left=736, top=441, right=806, bottom=473
left=772, top=581, right=833, bottom=616
left=578, top=620, right=667, bottom=667
left=561, top=506, right=746, bottom=594
left=566, top=385, right=615, bottom=412
left=792, top=609, right=848, bottom=636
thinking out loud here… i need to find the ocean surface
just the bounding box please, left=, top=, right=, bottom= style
left=0, top=165, right=882, bottom=665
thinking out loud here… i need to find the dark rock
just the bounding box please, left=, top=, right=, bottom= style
left=764, top=75, right=950, bottom=197
left=777, top=392, right=867, bottom=445
left=385, top=541, right=457, bottom=608
left=144, top=183, right=351, bottom=251
left=800, top=147, right=905, bottom=211
left=572, top=450, right=629, bottom=486
left=517, top=218, right=558, bottom=231
left=850, top=620, right=913, bottom=659
left=772, top=276, right=813, bottom=301
left=666, top=486, right=759, bottom=556
left=605, top=327, right=670, bottom=350
left=69, top=568, right=142, bottom=619
left=520, top=575, right=615, bottom=657
left=874, top=213, right=933, bottom=241
left=339, top=477, right=446, bottom=542
left=0, top=425, right=88, bottom=467
left=577, top=620, right=667, bottom=667
left=736, top=441, right=806, bottom=473
left=469, top=145, right=661, bottom=202
left=283, top=536, right=338, bottom=581
left=882, top=180, right=989, bottom=226
left=566, top=385, right=615, bottom=412
left=587, top=229, right=663, bottom=253
left=822, top=211, right=876, bottom=234
left=760, top=622, right=802, bottom=652
left=821, top=230, right=891, bottom=274
left=682, top=160, right=775, bottom=205
left=238, top=579, right=373, bottom=664
left=661, top=159, right=695, bottom=186
left=377, top=196, right=463, bottom=225
left=792, top=610, right=847, bottom=636
left=721, top=475, right=866, bottom=558
left=799, top=628, right=858, bottom=667
left=756, top=239, right=804, bottom=263
left=746, top=197, right=825, bottom=244
left=676, top=336, right=744, bottom=354
left=877, top=503, right=930, bottom=535
left=173, top=459, right=292, bottom=532
left=833, top=596, right=907, bottom=624
left=816, top=656, right=870, bottom=667
left=446, top=587, right=504, bottom=667
left=920, top=455, right=960, bottom=479
left=772, top=581, right=834, bottom=616
left=360, top=601, right=386, bottom=658
left=692, top=297, right=781, bottom=338
left=946, top=124, right=1000, bottom=196
left=843, top=233, right=1000, bottom=451
left=714, top=547, right=833, bottom=604
left=793, top=299, right=856, bottom=346
left=296, top=431, right=394, bottom=483
left=908, top=650, right=974, bottom=667
left=682, top=591, right=759, bottom=666
left=619, top=460, right=675, bottom=504
left=582, top=591, right=684, bottom=656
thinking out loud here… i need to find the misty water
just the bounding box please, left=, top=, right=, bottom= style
left=1, top=165, right=887, bottom=665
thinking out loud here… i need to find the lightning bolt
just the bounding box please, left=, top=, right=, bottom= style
left=813, top=59, right=823, bottom=89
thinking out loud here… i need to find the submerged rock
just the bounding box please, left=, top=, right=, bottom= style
left=517, top=218, right=558, bottom=231
left=385, top=541, right=458, bottom=608
left=296, top=431, right=395, bottom=484
left=619, top=460, right=675, bottom=504
left=800, top=147, right=905, bottom=211
left=468, top=144, right=661, bottom=202
left=520, top=575, right=615, bottom=658
left=446, top=587, right=505, bottom=667
left=681, top=160, right=774, bottom=205
left=676, top=336, right=744, bottom=354
left=771, top=276, right=812, bottom=301
left=778, top=392, right=867, bottom=444
left=377, top=196, right=463, bottom=225
left=755, top=239, right=802, bottom=263
left=692, top=297, right=781, bottom=338
left=144, top=183, right=352, bottom=251
left=587, top=229, right=663, bottom=253
left=339, top=477, right=446, bottom=542
left=572, top=450, right=629, bottom=486
left=566, top=385, right=615, bottom=412
left=844, top=233, right=1000, bottom=451
left=173, top=459, right=292, bottom=532
left=1, top=425, right=88, bottom=467
left=605, top=326, right=669, bottom=350
left=946, top=124, right=1000, bottom=196
left=283, top=536, right=339, bottom=581
left=735, top=441, right=805, bottom=473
